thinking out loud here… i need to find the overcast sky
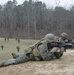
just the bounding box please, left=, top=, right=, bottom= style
left=0, top=0, right=74, bottom=9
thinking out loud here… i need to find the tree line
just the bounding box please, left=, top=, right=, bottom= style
left=0, top=0, right=74, bottom=39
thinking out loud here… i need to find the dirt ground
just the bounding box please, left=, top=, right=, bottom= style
left=0, top=50, right=74, bottom=75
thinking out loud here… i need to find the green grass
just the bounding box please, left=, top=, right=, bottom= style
left=0, top=38, right=38, bottom=61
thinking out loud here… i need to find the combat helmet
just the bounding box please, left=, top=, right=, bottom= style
left=44, top=33, right=56, bottom=42
left=60, top=33, right=68, bottom=39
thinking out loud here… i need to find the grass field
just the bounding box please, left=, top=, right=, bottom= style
left=0, top=38, right=38, bottom=61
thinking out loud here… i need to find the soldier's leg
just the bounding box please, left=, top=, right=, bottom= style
left=12, top=53, right=24, bottom=58
left=0, top=53, right=30, bottom=67
left=0, top=59, right=16, bottom=67
left=15, top=53, right=30, bottom=63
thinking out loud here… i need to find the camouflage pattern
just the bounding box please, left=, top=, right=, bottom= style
left=53, top=33, right=68, bottom=58
left=56, top=32, right=68, bottom=43
left=0, top=33, right=64, bottom=67
left=32, top=33, right=58, bottom=60
left=38, top=43, right=55, bottom=60
left=60, top=33, right=68, bottom=40
left=44, top=33, right=56, bottom=42
left=37, top=33, right=62, bottom=60
left=2, top=53, right=30, bottom=66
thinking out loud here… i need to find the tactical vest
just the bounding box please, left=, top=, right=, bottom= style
left=25, top=39, right=45, bottom=61
left=32, top=43, right=44, bottom=61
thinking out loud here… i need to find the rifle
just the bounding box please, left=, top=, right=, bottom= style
left=47, top=41, right=74, bottom=52
left=64, top=39, right=74, bottom=49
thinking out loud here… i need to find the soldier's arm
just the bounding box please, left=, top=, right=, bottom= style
left=38, top=44, right=55, bottom=61
left=54, top=47, right=64, bottom=59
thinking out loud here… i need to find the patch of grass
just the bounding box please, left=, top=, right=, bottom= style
left=0, top=38, right=38, bottom=61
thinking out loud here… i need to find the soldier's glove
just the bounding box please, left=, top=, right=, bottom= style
left=54, top=51, right=63, bottom=59
left=50, top=47, right=58, bottom=53
left=60, top=47, right=66, bottom=52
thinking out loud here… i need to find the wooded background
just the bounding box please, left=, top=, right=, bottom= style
left=0, top=0, right=74, bottom=39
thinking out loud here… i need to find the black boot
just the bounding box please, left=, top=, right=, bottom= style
left=0, top=62, right=4, bottom=68
left=11, top=53, right=16, bottom=58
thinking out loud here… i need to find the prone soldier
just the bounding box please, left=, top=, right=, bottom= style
left=59, top=33, right=74, bottom=49
left=0, top=33, right=65, bottom=67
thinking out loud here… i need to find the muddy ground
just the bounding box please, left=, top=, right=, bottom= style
left=0, top=50, right=74, bottom=75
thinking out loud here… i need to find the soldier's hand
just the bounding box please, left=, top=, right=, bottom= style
left=50, top=47, right=58, bottom=53
left=60, top=47, right=66, bottom=52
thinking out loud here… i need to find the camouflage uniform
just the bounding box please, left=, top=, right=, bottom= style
left=59, top=33, right=68, bottom=42
left=32, top=33, right=63, bottom=60
left=0, top=33, right=63, bottom=67
left=55, top=32, right=68, bottom=52
left=1, top=53, right=30, bottom=66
